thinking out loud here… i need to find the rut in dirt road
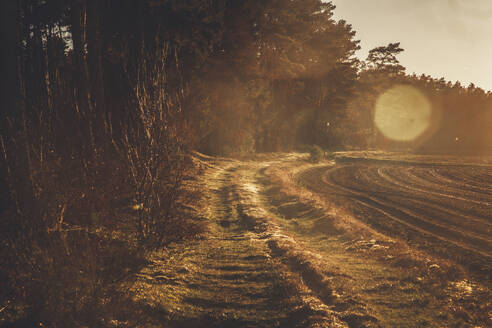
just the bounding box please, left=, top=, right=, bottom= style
left=181, top=165, right=298, bottom=326
left=130, top=163, right=304, bottom=327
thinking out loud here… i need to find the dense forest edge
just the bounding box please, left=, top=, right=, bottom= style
left=1, top=0, right=491, bottom=326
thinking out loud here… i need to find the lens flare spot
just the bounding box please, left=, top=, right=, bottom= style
left=374, top=85, right=431, bottom=141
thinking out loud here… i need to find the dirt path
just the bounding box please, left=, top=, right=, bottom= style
left=127, top=161, right=291, bottom=327
left=119, top=154, right=490, bottom=328
left=125, top=157, right=348, bottom=327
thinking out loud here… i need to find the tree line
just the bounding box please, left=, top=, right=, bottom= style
left=343, top=42, right=492, bottom=153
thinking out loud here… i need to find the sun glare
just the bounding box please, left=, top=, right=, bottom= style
left=374, top=85, right=432, bottom=141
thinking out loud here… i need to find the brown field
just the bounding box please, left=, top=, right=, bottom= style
left=296, top=154, right=492, bottom=280
left=258, top=152, right=492, bottom=327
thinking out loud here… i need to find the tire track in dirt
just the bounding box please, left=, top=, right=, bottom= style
left=375, top=167, right=492, bottom=227
left=363, top=167, right=492, bottom=236
left=129, top=162, right=301, bottom=327
left=325, top=166, right=492, bottom=250
left=297, top=163, right=492, bottom=277
left=437, top=168, right=492, bottom=188
left=379, top=166, right=492, bottom=207
left=234, top=161, right=382, bottom=328
left=128, top=158, right=351, bottom=328
left=414, top=168, right=492, bottom=198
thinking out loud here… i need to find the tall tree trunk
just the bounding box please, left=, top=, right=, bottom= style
left=70, top=0, right=92, bottom=115
left=0, top=0, right=21, bottom=212
left=87, top=0, right=105, bottom=114
left=71, top=0, right=97, bottom=154
left=0, top=0, right=21, bottom=128
left=31, top=24, right=50, bottom=113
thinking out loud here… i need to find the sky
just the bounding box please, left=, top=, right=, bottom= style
left=330, top=0, right=492, bottom=91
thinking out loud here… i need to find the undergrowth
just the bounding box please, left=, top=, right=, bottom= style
left=0, top=49, right=204, bottom=327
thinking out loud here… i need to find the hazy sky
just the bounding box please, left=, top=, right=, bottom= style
left=331, top=0, right=492, bottom=91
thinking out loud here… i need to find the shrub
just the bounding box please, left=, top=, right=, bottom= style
left=119, top=47, right=189, bottom=247
left=309, top=145, right=324, bottom=163
left=0, top=112, right=148, bottom=326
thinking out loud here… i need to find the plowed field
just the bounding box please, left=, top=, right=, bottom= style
left=297, top=154, right=492, bottom=278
